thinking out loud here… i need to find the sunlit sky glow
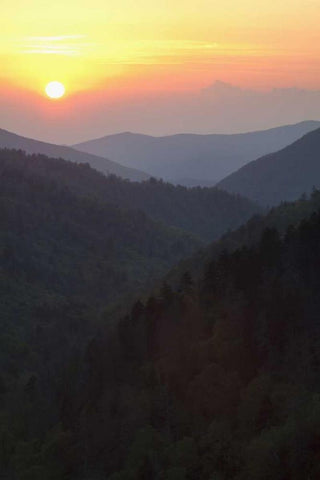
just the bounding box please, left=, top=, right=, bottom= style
left=1, top=0, right=319, bottom=142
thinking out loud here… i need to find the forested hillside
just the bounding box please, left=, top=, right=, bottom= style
left=63, top=206, right=320, bottom=480
left=167, top=188, right=320, bottom=284
left=0, top=150, right=201, bottom=313
left=0, top=148, right=202, bottom=480
left=0, top=149, right=260, bottom=242
left=2, top=179, right=320, bottom=478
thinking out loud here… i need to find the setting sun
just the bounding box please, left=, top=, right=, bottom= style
left=45, top=81, right=65, bottom=99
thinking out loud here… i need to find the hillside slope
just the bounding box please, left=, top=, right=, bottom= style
left=0, top=149, right=200, bottom=315
left=0, top=128, right=149, bottom=181
left=2, top=158, right=320, bottom=479
left=6, top=184, right=320, bottom=480
left=0, top=149, right=260, bottom=242
left=167, top=188, right=320, bottom=286
left=217, top=128, right=320, bottom=206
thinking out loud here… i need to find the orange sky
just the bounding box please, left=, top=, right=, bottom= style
left=1, top=0, right=319, bottom=141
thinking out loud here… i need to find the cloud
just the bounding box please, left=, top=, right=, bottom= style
left=23, top=35, right=87, bottom=42
left=18, top=34, right=92, bottom=56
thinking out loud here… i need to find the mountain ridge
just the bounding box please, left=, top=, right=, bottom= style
left=0, top=127, right=149, bottom=181
left=217, top=127, right=320, bottom=206
left=73, top=120, right=320, bottom=184
left=0, top=148, right=261, bottom=243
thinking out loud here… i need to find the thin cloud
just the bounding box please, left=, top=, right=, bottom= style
left=19, top=35, right=94, bottom=56
left=23, top=35, right=87, bottom=42
left=94, top=40, right=269, bottom=65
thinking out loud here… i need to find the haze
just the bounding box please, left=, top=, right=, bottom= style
left=1, top=0, right=319, bottom=143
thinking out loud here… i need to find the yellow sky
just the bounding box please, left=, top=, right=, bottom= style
left=1, top=0, right=319, bottom=96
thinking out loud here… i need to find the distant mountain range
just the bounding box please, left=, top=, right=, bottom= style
left=74, top=121, right=320, bottom=185
left=217, top=128, right=320, bottom=206
left=0, top=128, right=149, bottom=181
left=3, top=122, right=320, bottom=210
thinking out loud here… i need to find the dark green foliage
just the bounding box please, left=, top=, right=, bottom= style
left=2, top=148, right=320, bottom=479
left=168, top=187, right=320, bottom=285
left=24, top=206, right=319, bottom=480
left=0, top=148, right=202, bottom=479
left=0, top=149, right=201, bottom=309
left=0, top=148, right=261, bottom=242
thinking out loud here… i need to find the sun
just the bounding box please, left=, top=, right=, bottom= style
left=45, top=81, right=66, bottom=99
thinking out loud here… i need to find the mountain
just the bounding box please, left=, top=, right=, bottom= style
left=7, top=187, right=320, bottom=480
left=0, top=149, right=260, bottom=243
left=73, top=121, right=320, bottom=184
left=2, top=152, right=320, bottom=478
left=92, top=207, right=320, bottom=480
left=217, top=128, right=320, bottom=206
left=0, top=149, right=199, bottom=310
left=167, top=188, right=320, bottom=287
left=0, top=128, right=149, bottom=181
left=0, top=148, right=204, bottom=480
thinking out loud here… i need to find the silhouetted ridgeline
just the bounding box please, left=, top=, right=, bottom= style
left=167, top=188, right=320, bottom=285
left=0, top=149, right=201, bottom=312
left=0, top=149, right=261, bottom=242
left=74, top=121, right=320, bottom=184
left=0, top=127, right=149, bottom=181
left=218, top=127, right=320, bottom=206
